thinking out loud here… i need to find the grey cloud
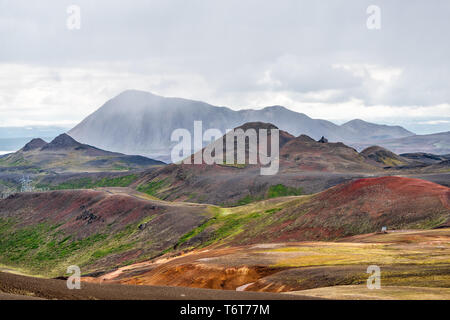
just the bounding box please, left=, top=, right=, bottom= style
left=0, top=0, right=449, bottom=130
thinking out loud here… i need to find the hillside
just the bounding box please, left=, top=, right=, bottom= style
left=280, top=135, right=376, bottom=172
left=173, top=176, right=450, bottom=247
left=130, top=122, right=420, bottom=206
left=68, top=90, right=414, bottom=161
left=0, top=177, right=448, bottom=279
left=99, top=228, right=450, bottom=298
left=0, top=134, right=164, bottom=173
left=0, top=189, right=211, bottom=276
left=360, top=146, right=409, bottom=167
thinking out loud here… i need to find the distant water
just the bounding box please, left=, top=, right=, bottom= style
left=0, top=151, right=14, bottom=155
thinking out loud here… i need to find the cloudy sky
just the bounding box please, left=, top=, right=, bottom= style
left=0, top=0, right=449, bottom=134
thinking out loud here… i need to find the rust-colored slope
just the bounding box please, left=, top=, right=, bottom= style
left=231, top=177, right=450, bottom=243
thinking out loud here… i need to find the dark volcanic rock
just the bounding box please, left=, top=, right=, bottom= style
left=76, top=209, right=104, bottom=224
left=41, top=134, right=81, bottom=151
left=21, top=138, right=48, bottom=152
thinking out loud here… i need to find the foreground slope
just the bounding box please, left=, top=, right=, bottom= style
left=0, top=176, right=448, bottom=278
left=90, top=228, right=450, bottom=299
left=0, top=189, right=211, bottom=276
left=0, top=271, right=316, bottom=300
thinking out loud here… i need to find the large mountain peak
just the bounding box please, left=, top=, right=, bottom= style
left=68, top=90, right=419, bottom=161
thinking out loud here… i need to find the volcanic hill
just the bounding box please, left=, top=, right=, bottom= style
left=131, top=122, right=439, bottom=205
left=0, top=134, right=164, bottom=173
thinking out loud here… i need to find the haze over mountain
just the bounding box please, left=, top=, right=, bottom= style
left=355, top=131, right=450, bottom=155
left=69, top=90, right=415, bottom=162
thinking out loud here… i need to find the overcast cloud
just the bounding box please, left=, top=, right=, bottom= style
left=0, top=0, right=449, bottom=133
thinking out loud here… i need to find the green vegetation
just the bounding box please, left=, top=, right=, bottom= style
left=233, top=184, right=303, bottom=206
left=235, top=194, right=259, bottom=206
left=137, top=179, right=168, bottom=196
left=0, top=155, right=30, bottom=167
left=379, top=157, right=405, bottom=167
left=0, top=214, right=157, bottom=276
left=176, top=219, right=215, bottom=246
left=38, top=174, right=138, bottom=190
left=218, top=162, right=247, bottom=169
left=267, top=184, right=303, bottom=198
left=410, top=215, right=449, bottom=229
left=0, top=179, right=19, bottom=191
left=91, top=243, right=135, bottom=259
left=0, top=218, right=109, bottom=274
left=176, top=205, right=276, bottom=248
left=177, top=195, right=313, bottom=248
left=111, top=164, right=129, bottom=171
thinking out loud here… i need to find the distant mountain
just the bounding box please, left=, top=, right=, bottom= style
left=0, top=134, right=164, bottom=173
left=0, top=126, right=68, bottom=154
left=21, top=138, right=48, bottom=152
left=355, top=131, right=450, bottom=155
left=341, top=119, right=413, bottom=142
left=68, top=90, right=415, bottom=162
left=400, top=152, right=450, bottom=164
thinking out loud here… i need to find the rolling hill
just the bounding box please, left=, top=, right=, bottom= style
left=131, top=122, right=449, bottom=206
left=0, top=188, right=211, bottom=276
left=0, top=176, right=448, bottom=279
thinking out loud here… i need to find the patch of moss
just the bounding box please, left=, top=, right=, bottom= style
left=0, top=216, right=159, bottom=276
left=267, top=184, right=303, bottom=198
left=233, top=184, right=303, bottom=206
left=409, top=215, right=449, bottom=229
left=235, top=195, right=258, bottom=206
left=137, top=179, right=168, bottom=196
left=91, top=242, right=135, bottom=259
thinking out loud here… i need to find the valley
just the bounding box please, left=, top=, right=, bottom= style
left=0, top=173, right=448, bottom=299
left=0, top=94, right=449, bottom=301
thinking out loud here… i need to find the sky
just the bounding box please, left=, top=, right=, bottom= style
left=0, top=0, right=449, bottom=134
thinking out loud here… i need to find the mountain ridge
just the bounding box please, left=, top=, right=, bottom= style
left=0, top=133, right=165, bottom=173
left=68, top=90, right=416, bottom=162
